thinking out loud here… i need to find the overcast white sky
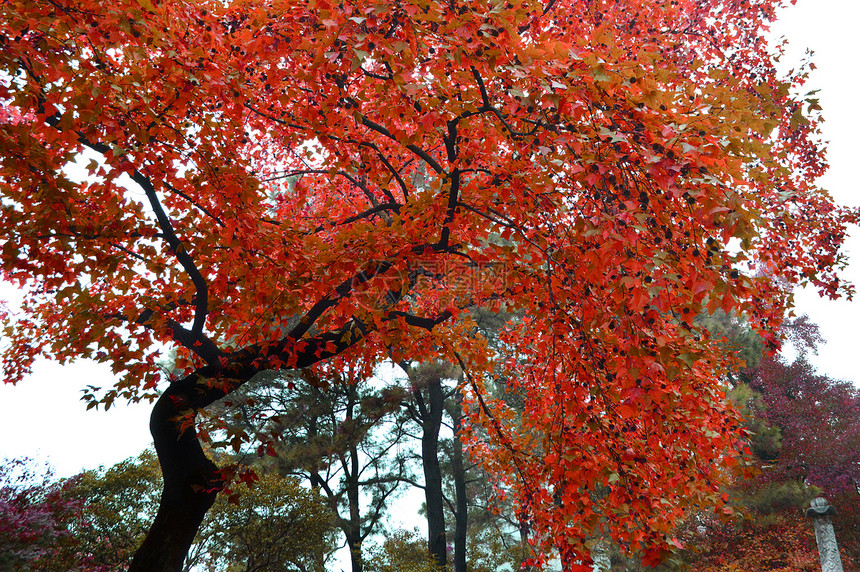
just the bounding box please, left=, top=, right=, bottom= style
left=768, top=0, right=860, bottom=381
left=0, top=0, right=858, bottom=481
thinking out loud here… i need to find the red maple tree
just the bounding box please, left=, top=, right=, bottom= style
left=0, top=0, right=855, bottom=569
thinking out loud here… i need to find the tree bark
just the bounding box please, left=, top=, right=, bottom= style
left=518, top=514, right=532, bottom=570
left=450, top=391, right=468, bottom=572
left=418, top=377, right=447, bottom=569
left=129, top=379, right=222, bottom=571
left=345, top=387, right=364, bottom=572
left=347, top=534, right=364, bottom=572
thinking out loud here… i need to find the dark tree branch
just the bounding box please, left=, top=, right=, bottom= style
left=357, top=114, right=445, bottom=174
left=165, top=319, right=224, bottom=367
left=360, top=142, right=411, bottom=200
left=129, top=170, right=210, bottom=340
left=359, top=480, right=400, bottom=543
left=163, top=181, right=226, bottom=227
left=309, top=202, right=402, bottom=234
left=387, top=309, right=453, bottom=331
left=471, top=68, right=538, bottom=138
left=439, top=168, right=460, bottom=249
left=32, top=77, right=222, bottom=366
left=243, top=102, right=309, bottom=131
left=360, top=66, right=393, bottom=80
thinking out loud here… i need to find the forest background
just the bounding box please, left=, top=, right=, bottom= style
left=0, top=0, right=858, bottom=570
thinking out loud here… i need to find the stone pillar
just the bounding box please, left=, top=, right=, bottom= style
left=806, top=497, right=844, bottom=572
left=590, top=539, right=611, bottom=572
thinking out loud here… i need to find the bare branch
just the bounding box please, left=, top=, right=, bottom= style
left=129, top=170, right=210, bottom=339
left=163, top=181, right=226, bottom=227
left=471, top=68, right=538, bottom=138
left=357, top=114, right=446, bottom=175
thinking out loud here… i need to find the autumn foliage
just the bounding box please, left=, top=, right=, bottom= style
left=0, top=459, right=82, bottom=570
left=668, top=316, right=859, bottom=572
left=0, top=0, right=856, bottom=568
left=751, top=357, right=860, bottom=497
left=683, top=513, right=820, bottom=572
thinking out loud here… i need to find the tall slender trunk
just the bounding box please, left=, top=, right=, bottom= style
left=346, top=529, right=363, bottom=572
left=450, top=390, right=468, bottom=572
left=345, top=386, right=364, bottom=572
left=307, top=417, right=327, bottom=572
left=419, top=377, right=447, bottom=569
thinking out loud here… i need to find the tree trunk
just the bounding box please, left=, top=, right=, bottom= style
left=128, top=316, right=371, bottom=570
left=451, top=391, right=468, bottom=572
left=345, top=386, right=364, bottom=572
left=347, top=534, right=364, bottom=572
left=129, top=380, right=222, bottom=571
left=419, top=377, right=447, bottom=569
left=344, top=452, right=364, bottom=572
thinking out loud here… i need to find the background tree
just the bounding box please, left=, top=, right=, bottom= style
left=195, top=472, right=337, bottom=572
left=398, top=360, right=460, bottom=569
left=398, top=310, right=530, bottom=572
left=0, top=458, right=81, bottom=571
left=750, top=357, right=859, bottom=498
left=12, top=449, right=338, bottom=571
left=363, top=529, right=443, bottom=572
left=211, top=367, right=411, bottom=572
left=62, top=449, right=163, bottom=570
left=439, top=455, right=528, bottom=572
left=746, top=356, right=860, bottom=568
left=672, top=318, right=859, bottom=571
left=1, top=0, right=856, bottom=568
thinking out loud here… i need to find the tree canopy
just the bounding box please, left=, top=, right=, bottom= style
left=0, top=0, right=856, bottom=569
